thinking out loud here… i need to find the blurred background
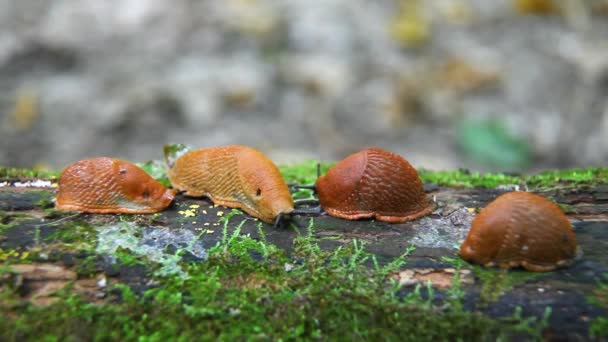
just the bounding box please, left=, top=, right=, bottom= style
left=1, top=0, right=608, bottom=172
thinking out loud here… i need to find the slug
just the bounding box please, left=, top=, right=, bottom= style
left=167, top=145, right=294, bottom=223
left=459, top=191, right=577, bottom=272
left=315, top=147, right=435, bottom=223
left=56, top=157, right=176, bottom=214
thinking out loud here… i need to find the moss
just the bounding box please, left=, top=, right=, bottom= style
left=74, top=255, right=100, bottom=277
left=472, top=266, right=544, bottom=305
left=0, top=216, right=551, bottom=341
left=0, top=211, right=32, bottom=234
left=418, top=169, right=521, bottom=188
left=35, top=195, right=56, bottom=210
left=441, top=257, right=543, bottom=306
left=557, top=203, right=579, bottom=215
left=588, top=274, right=608, bottom=338
left=137, top=160, right=171, bottom=187
left=526, top=168, right=608, bottom=188
left=0, top=166, right=58, bottom=179
left=417, top=167, right=608, bottom=189
left=44, top=220, right=97, bottom=252
left=279, top=161, right=333, bottom=200
left=278, top=161, right=333, bottom=185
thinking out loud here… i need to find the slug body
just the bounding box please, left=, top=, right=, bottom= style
left=459, top=191, right=577, bottom=272
left=56, top=158, right=176, bottom=214
left=167, top=145, right=294, bottom=223
left=315, top=148, right=434, bottom=223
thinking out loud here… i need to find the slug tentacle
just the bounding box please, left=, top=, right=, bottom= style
left=459, top=191, right=577, bottom=272
left=167, top=145, right=294, bottom=223
left=316, top=147, right=434, bottom=223
left=56, top=157, right=176, bottom=214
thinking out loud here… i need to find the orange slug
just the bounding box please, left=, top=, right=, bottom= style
left=56, top=157, right=176, bottom=214
left=459, top=191, right=577, bottom=272
left=167, top=145, right=294, bottom=223
left=315, top=147, right=435, bottom=223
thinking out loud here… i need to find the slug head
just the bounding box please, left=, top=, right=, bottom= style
left=458, top=202, right=507, bottom=265
left=236, top=149, right=294, bottom=223
left=113, top=160, right=176, bottom=211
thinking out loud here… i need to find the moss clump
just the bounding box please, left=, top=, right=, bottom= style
left=278, top=161, right=333, bottom=185
left=417, top=167, right=608, bottom=189
left=0, top=216, right=550, bottom=341
left=0, top=211, right=32, bottom=234
left=418, top=169, right=521, bottom=188
left=44, top=220, right=97, bottom=252
left=472, top=266, right=544, bottom=305
left=279, top=161, right=333, bottom=200
left=136, top=160, right=171, bottom=187
left=588, top=274, right=608, bottom=338
left=526, top=168, right=608, bottom=188
left=0, top=167, right=58, bottom=179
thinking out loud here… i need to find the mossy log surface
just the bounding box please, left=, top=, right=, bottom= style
left=0, top=173, right=607, bottom=340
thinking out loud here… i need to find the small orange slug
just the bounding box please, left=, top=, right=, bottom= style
left=167, top=145, right=294, bottom=223
left=56, top=157, right=176, bottom=214
left=459, top=191, right=577, bottom=272
left=315, top=147, right=435, bottom=223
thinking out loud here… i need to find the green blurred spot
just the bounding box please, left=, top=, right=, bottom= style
left=163, top=143, right=192, bottom=169
left=456, top=119, right=531, bottom=171
left=137, top=160, right=170, bottom=187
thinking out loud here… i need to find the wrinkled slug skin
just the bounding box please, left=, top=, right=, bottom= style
left=167, top=145, right=294, bottom=223
left=459, top=192, right=577, bottom=272
left=56, top=158, right=176, bottom=214
left=316, top=148, right=434, bottom=223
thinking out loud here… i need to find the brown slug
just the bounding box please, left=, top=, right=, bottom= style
left=459, top=191, right=577, bottom=272
left=56, top=157, right=176, bottom=214
left=315, top=147, right=435, bottom=223
left=167, top=145, right=294, bottom=223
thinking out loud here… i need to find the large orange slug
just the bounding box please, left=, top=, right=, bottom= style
left=167, top=145, right=294, bottom=223
left=315, top=147, right=435, bottom=223
left=459, top=191, right=577, bottom=272
left=56, top=157, right=176, bottom=214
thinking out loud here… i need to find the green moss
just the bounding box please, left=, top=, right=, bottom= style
left=590, top=318, right=608, bottom=339
left=137, top=160, right=171, bottom=187
left=35, top=194, right=56, bottom=209
left=74, top=255, right=100, bottom=277
left=279, top=161, right=333, bottom=200
left=526, top=168, right=608, bottom=188
left=441, top=257, right=543, bottom=306
left=588, top=274, right=608, bottom=338
left=0, top=211, right=32, bottom=234
left=419, top=167, right=608, bottom=189
left=279, top=161, right=333, bottom=185
left=0, top=216, right=551, bottom=341
left=557, top=203, right=579, bottom=215
left=44, top=220, right=97, bottom=251
left=472, top=266, right=544, bottom=305
left=418, top=169, right=521, bottom=188
left=0, top=167, right=58, bottom=179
